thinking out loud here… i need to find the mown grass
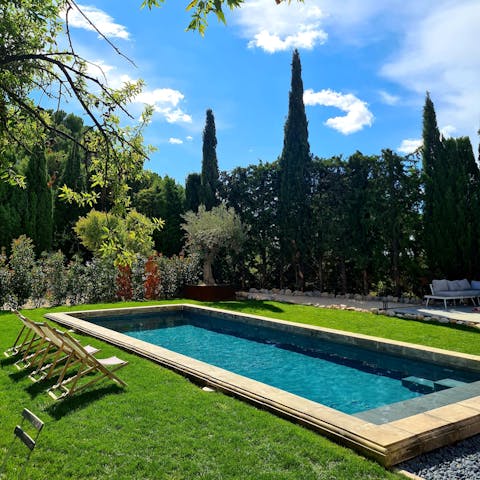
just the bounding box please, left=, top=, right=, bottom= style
left=2, top=298, right=478, bottom=479
left=207, top=300, right=480, bottom=355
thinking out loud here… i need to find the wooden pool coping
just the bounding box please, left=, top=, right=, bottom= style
left=45, top=304, right=480, bottom=467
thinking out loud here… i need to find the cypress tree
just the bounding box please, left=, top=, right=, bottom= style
left=421, top=92, right=443, bottom=275
left=156, top=176, right=185, bottom=256
left=278, top=49, right=312, bottom=289
left=0, top=182, right=24, bottom=253
left=443, top=137, right=480, bottom=278
left=201, top=109, right=219, bottom=210
left=54, top=139, right=85, bottom=255
left=25, top=146, right=53, bottom=254
left=185, top=173, right=202, bottom=212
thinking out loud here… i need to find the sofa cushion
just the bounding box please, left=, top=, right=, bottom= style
left=472, top=280, right=480, bottom=290
left=458, top=278, right=471, bottom=290
left=432, top=279, right=449, bottom=293
left=447, top=280, right=461, bottom=291
left=435, top=290, right=477, bottom=297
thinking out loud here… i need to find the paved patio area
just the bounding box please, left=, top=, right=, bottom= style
left=239, top=291, right=480, bottom=329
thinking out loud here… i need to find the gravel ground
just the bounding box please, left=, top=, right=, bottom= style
left=398, top=434, right=480, bottom=479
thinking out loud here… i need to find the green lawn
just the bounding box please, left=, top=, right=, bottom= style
left=2, top=299, right=478, bottom=479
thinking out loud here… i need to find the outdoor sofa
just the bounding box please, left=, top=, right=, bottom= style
left=425, top=279, right=480, bottom=309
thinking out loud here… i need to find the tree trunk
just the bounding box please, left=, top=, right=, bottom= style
left=203, top=251, right=216, bottom=285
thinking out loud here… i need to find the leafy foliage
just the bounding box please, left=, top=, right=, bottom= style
left=0, top=1, right=150, bottom=187
left=74, top=209, right=164, bottom=266
left=219, top=162, right=280, bottom=287
left=185, top=173, right=202, bottom=213
left=8, top=235, right=35, bottom=307
left=182, top=204, right=246, bottom=285
left=133, top=173, right=185, bottom=255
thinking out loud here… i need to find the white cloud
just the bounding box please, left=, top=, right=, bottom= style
left=304, top=88, right=374, bottom=134
left=234, top=0, right=327, bottom=53
left=84, top=59, right=115, bottom=82
left=186, top=136, right=194, bottom=141
left=248, top=29, right=327, bottom=53
left=134, top=87, right=192, bottom=124
left=136, top=88, right=184, bottom=107
left=440, top=125, right=457, bottom=139
left=63, top=4, right=130, bottom=40
left=398, top=139, right=422, bottom=155
left=379, top=90, right=400, bottom=106
left=169, top=138, right=183, bottom=145
left=381, top=1, right=480, bottom=144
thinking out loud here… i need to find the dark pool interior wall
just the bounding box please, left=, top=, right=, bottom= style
left=82, top=309, right=480, bottom=387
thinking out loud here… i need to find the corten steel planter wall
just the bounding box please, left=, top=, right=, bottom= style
left=183, top=285, right=236, bottom=301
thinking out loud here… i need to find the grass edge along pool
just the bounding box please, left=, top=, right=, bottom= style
left=46, top=305, right=480, bottom=467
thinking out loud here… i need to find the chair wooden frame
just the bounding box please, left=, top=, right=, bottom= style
left=0, top=408, right=44, bottom=479
left=12, top=315, right=58, bottom=372
left=47, top=330, right=128, bottom=401
left=28, top=323, right=100, bottom=383
left=4, top=310, right=43, bottom=359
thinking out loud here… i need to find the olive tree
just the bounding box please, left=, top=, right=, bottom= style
left=182, top=204, right=246, bottom=285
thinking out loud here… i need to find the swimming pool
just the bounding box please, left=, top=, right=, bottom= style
left=46, top=304, right=480, bottom=466
left=83, top=308, right=479, bottom=415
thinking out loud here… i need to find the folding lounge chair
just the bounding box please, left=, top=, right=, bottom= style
left=47, top=330, right=128, bottom=401
left=28, top=323, right=100, bottom=383
left=4, top=310, right=43, bottom=359
left=0, top=408, right=44, bottom=479
left=12, top=318, right=57, bottom=372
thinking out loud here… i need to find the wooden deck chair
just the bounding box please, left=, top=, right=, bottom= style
left=4, top=310, right=43, bottom=359
left=0, top=408, right=44, bottom=479
left=47, top=330, right=128, bottom=401
left=29, top=324, right=100, bottom=383
left=13, top=317, right=57, bottom=372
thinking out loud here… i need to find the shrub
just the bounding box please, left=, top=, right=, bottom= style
left=116, top=264, right=133, bottom=300
left=144, top=255, right=161, bottom=300
left=30, top=260, right=47, bottom=308
left=9, top=235, right=35, bottom=307
left=82, top=256, right=117, bottom=303
left=156, top=253, right=201, bottom=298
left=0, top=248, right=11, bottom=309
left=65, top=255, right=90, bottom=305
left=131, top=254, right=147, bottom=301
left=44, top=251, right=68, bottom=306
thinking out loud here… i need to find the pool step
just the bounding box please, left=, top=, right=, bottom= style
left=433, top=378, right=466, bottom=391
left=402, top=376, right=435, bottom=393
left=402, top=376, right=467, bottom=394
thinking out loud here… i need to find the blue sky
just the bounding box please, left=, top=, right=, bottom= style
left=61, top=0, right=480, bottom=184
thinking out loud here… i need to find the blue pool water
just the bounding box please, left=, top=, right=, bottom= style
left=90, top=310, right=480, bottom=414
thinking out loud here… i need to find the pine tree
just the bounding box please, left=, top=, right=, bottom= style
left=201, top=109, right=219, bottom=210
left=278, top=49, right=312, bottom=289
left=25, top=146, right=53, bottom=254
